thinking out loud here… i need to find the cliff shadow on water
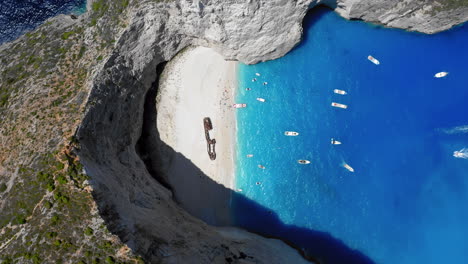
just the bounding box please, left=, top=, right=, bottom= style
left=135, top=62, right=375, bottom=264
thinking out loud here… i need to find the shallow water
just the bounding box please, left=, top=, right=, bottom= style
left=235, top=7, right=468, bottom=263
left=0, top=0, right=86, bottom=44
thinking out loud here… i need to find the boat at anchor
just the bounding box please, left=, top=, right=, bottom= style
left=284, top=131, right=299, bottom=136
left=331, top=102, right=348, bottom=109
left=233, top=103, right=247, bottom=108
left=334, top=89, right=347, bottom=95
left=434, top=72, right=448, bottom=78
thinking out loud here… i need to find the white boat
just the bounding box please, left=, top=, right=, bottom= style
left=256, top=97, right=266, bottom=102
left=233, top=103, right=247, bottom=108
left=343, top=163, right=354, bottom=172
left=284, top=131, right=299, bottom=136
left=453, top=148, right=468, bottom=159
left=263, top=82, right=268, bottom=85
left=246, top=88, right=252, bottom=91
left=258, top=165, right=266, bottom=169
left=256, top=182, right=262, bottom=185
left=246, top=154, right=254, bottom=158
left=252, top=78, right=257, bottom=82
left=237, top=188, right=243, bottom=192
left=331, top=102, right=348, bottom=109
left=331, top=138, right=342, bottom=145
left=298, top=160, right=311, bottom=165
left=334, top=89, right=347, bottom=95
left=255, top=73, right=261, bottom=76
left=367, top=55, right=380, bottom=65
left=434, top=72, right=448, bottom=78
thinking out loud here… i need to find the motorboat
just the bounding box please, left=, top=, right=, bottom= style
left=334, top=89, right=347, bottom=95
left=298, top=160, right=311, bottom=164
left=263, top=82, right=268, bottom=85
left=237, top=188, right=243, bottom=192
left=343, top=163, right=354, bottom=172
left=284, top=131, right=299, bottom=136
left=246, top=88, right=252, bottom=91
left=434, top=71, right=448, bottom=78
left=258, top=164, right=266, bottom=169
left=331, top=138, right=342, bottom=145
left=252, top=78, right=257, bottom=82
left=453, top=148, right=468, bottom=159
left=256, top=97, right=266, bottom=102
left=331, top=102, right=348, bottom=109
left=255, top=73, right=261, bottom=76
left=367, top=55, right=380, bottom=65
left=233, top=103, right=247, bottom=108
left=246, top=154, right=254, bottom=158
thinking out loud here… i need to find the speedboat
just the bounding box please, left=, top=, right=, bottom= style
left=331, top=138, right=342, bottom=145
left=263, top=82, right=268, bottom=85
left=258, top=164, right=266, bottom=169
left=252, top=78, right=257, bottom=82
left=246, top=154, right=254, bottom=158
left=237, top=188, right=243, bottom=192
left=298, top=160, right=311, bottom=164
left=233, top=103, right=247, bottom=108
left=256, top=97, right=266, bottom=102
left=255, top=73, right=261, bottom=76
left=245, top=88, right=252, bottom=91
left=367, top=55, right=380, bottom=65
left=334, top=89, right=347, bottom=95
left=331, top=102, right=348, bottom=109
left=434, top=72, right=448, bottom=78
left=284, top=131, right=299, bottom=136
left=343, top=163, right=354, bottom=172
left=453, top=148, right=468, bottom=159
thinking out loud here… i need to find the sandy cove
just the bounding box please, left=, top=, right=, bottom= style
left=156, top=46, right=237, bottom=225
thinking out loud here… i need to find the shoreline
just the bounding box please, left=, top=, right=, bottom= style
left=156, top=46, right=237, bottom=225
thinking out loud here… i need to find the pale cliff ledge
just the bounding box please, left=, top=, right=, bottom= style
left=0, top=0, right=467, bottom=263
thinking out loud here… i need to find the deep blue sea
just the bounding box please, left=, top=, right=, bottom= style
left=0, top=0, right=86, bottom=44
left=234, top=7, right=468, bottom=264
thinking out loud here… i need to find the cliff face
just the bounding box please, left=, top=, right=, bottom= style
left=1, top=0, right=467, bottom=263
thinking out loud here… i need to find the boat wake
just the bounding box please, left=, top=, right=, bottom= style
left=441, top=125, right=468, bottom=134
left=454, top=148, right=468, bottom=159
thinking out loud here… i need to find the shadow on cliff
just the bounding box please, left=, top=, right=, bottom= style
left=134, top=62, right=375, bottom=264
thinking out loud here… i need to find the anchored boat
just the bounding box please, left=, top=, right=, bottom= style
left=298, top=160, right=311, bottom=164
left=246, top=154, right=254, bottom=158
left=434, top=71, right=448, bottom=78
left=367, top=55, right=380, bottom=65
left=233, top=103, right=247, bottom=108
left=331, top=102, right=348, bottom=109
left=284, top=131, right=299, bottom=136
left=334, top=89, right=347, bottom=95
left=331, top=138, right=342, bottom=145
left=255, top=73, right=261, bottom=76
left=256, top=97, right=266, bottom=102
left=258, top=164, right=266, bottom=169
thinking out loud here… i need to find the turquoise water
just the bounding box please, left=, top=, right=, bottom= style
left=234, top=7, right=468, bottom=264
left=0, top=0, right=87, bottom=44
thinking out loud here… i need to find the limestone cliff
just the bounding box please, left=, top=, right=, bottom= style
left=0, top=0, right=467, bottom=263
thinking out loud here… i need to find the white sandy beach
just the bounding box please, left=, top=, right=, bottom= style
left=156, top=46, right=237, bottom=225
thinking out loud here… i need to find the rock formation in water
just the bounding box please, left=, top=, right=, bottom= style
left=0, top=0, right=467, bottom=263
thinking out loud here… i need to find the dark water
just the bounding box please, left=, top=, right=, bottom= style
left=235, top=7, right=468, bottom=264
left=0, top=0, right=86, bottom=44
